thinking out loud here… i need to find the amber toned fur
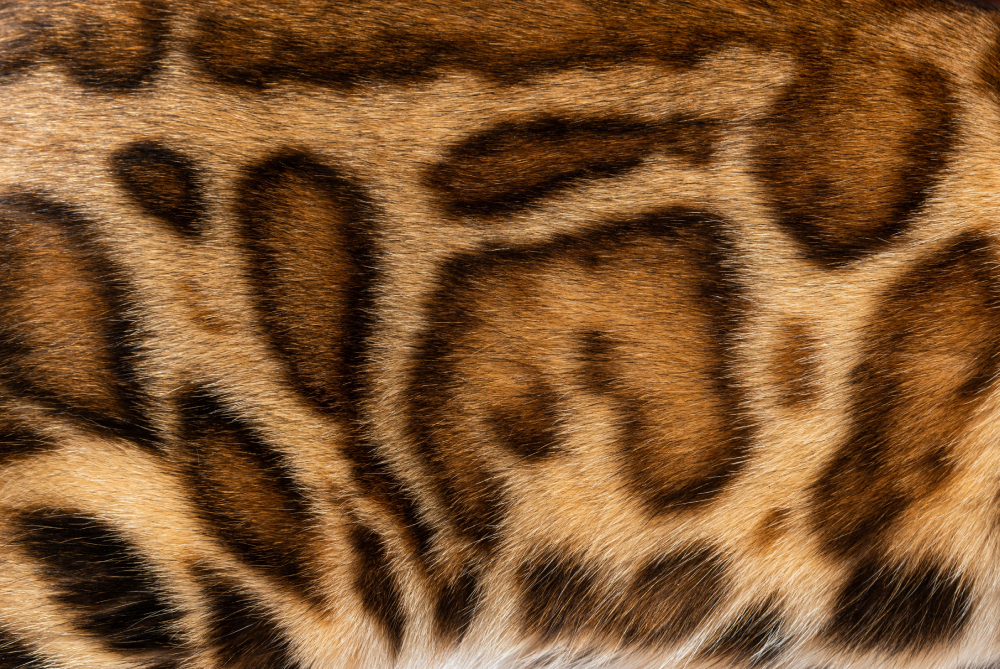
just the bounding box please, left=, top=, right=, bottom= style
left=2, top=0, right=1000, bottom=667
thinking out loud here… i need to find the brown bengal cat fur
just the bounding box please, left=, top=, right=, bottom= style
left=1, top=0, right=999, bottom=667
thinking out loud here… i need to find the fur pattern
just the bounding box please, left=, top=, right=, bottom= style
left=1, top=1, right=1000, bottom=667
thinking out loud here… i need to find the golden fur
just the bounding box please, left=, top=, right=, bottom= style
left=1, top=1, right=1000, bottom=667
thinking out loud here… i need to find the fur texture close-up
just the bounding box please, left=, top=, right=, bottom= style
left=3, top=0, right=1000, bottom=667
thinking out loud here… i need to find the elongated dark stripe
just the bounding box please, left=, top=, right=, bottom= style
left=235, top=150, right=435, bottom=563
left=347, top=522, right=407, bottom=655
left=426, top=115, right=720, bottom=218
left=201, top=574, right=303, bottom=669
left=15, top=509, right=182, bottom=652
left=186, top=3, right=758, bottom=90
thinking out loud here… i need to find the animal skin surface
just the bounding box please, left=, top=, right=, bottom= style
left=2, top=1, right=1000, bottom=668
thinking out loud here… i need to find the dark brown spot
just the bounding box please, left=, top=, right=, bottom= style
left=811, top=236, right=1000, bottom=557
left=408, top=210, right=749, bottom=549
left=435, top=567, right=482, bottom=643
left=980, top=36, right=1000, bottom=97
left=0, top=627, right=46, bottom=669
left=756, top=508, right=791, bottom=550
left=829, top=557, right=972, bottom=653
left=112, top=140, right=206, bottom=235
left=178, top=388, right=324, bottom=607
left=200, top=572, right=303, bottom=669
left=0, top=192, right=157, bottom=447
left=177, top=281, right=231, bottom=334
left=484, top=373, right=563, bottom=461
left=236, top=150, right=435, bottom=563
left=0, top=5, right=46, bottom=79
left=237, top=151, right=372, bottom=415
left=758, top=54, right=957, bottom=265
left=519, top=551, right=602, bottom=641
left=617, top=544, right=730, bottom=647
left=50, top=0, right=170, bottom=91
left=0, top=420, right=51, bottom=467
left=706, top=597, right=787, bottom=667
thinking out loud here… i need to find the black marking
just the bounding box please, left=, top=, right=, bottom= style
left=426, top=115, right=719, bottom=218
left=830, top=557, right=972, bottom=653
left=111, top=140, right=206, bottom=235
left=187, top=5, right=755, bottom=91
left=15, top=509, right=181, bottom=652
left=435, top=567, right=482, bottom=643
left=707, top=597, right=787, bottom=667
left=619, top=544, right=731, bottom=647
left=53, top=0, right=170, bottom=91
left=201, top=574, right=302, bottom=669
left=236, top=150, right=436, bottom=563
left=236, top=151, right=372, bottom=415
left=408, top=209, right=748, bottom=545
left=757, top=56, right=957, bottom=265
left=520, top=551, right=600, bottom=640
left=347, top=521, right=407, bottom=656
left=0, top=422, right=51, bottom=467
left=0, top=627, right=46, bottom=669
left=344, top=436, right=436, bottom=565
left=0, top=192, right=159, bottom=448
left=811, top=236, right=1000, bottom=557
left=178, top=388, right=323, bottom=602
